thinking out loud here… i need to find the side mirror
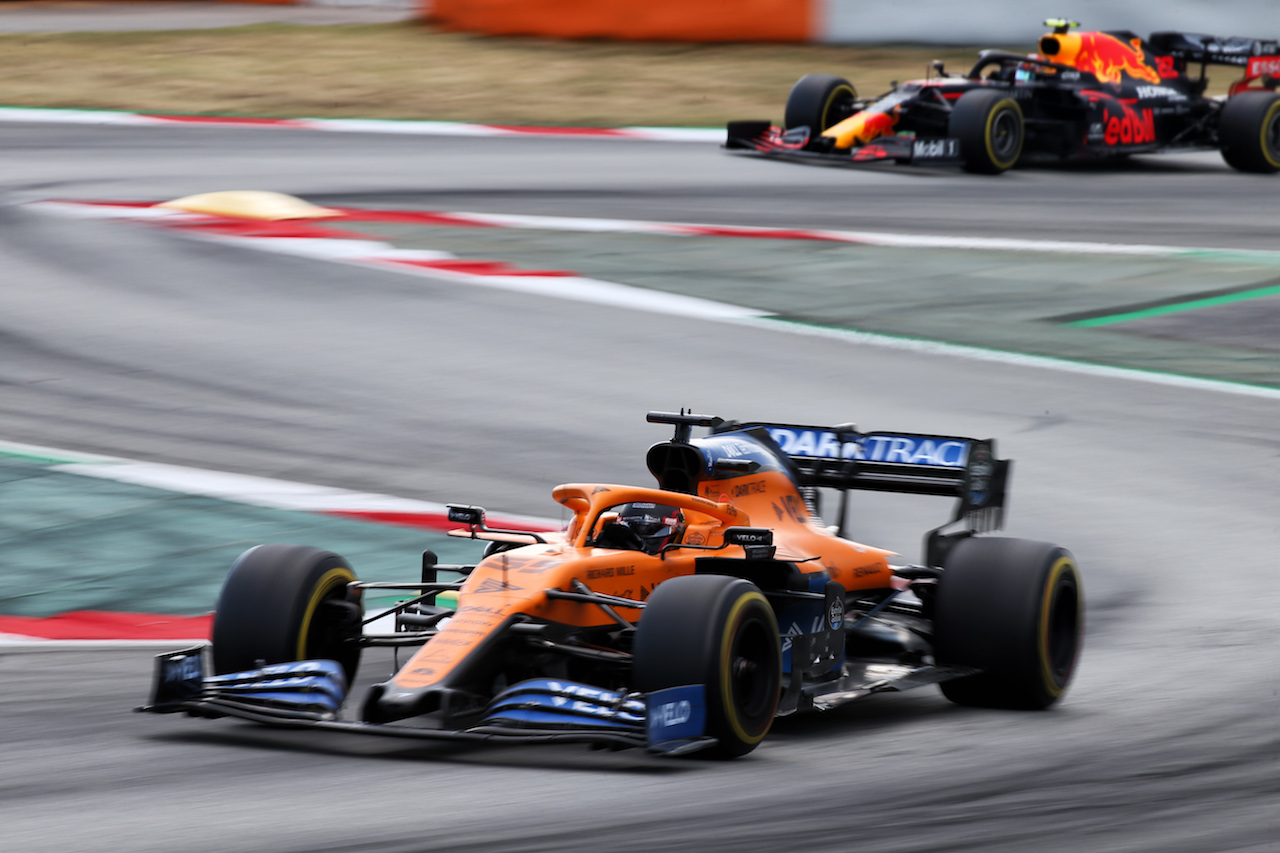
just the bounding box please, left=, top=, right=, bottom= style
left=447, top=504, right=485, bottom=526
left=723, top=527, right=776, bottom=560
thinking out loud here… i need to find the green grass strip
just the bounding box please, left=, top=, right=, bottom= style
left=1069, top=284, right=1280, bottom=327
left=0, top=447, right=98, bottom=466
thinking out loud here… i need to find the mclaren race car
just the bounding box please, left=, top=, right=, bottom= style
left=726, top=19, right=1280, bottom=173
left=140, top=411, right=1084, bottom=758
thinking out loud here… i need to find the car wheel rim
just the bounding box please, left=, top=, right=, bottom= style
left=730, top=617, right=775, bottom=723
left=991, top=110, right=1020, bottom=160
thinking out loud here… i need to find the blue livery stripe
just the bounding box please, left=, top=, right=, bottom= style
left=766, top=428, right=970, bottom=467
left=645, top=685, right=706, bottom=746
left=482, top=709, right=642, bottom=731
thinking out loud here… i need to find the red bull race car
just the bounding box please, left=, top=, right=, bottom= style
left=726, top=20, right=1280, bottom=173
left=139, top=411, right=1084, bottom=759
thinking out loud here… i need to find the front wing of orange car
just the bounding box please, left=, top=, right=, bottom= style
left=138, top=646, right=718, bottom=756
left=138, top=641, right=980, bottom=755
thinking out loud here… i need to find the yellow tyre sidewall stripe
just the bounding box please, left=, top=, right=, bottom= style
left=822, top=85, right=855, bottom=129
left=1038, top=556, right=1078, bottom=697
left=295, top=567, right=356, bottom=660
left=1260, top=101, right=1280, bottom=168
left=718, top=590, right=775, bottom=746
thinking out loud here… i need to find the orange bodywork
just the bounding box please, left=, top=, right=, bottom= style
left=429, top=0, right=812, bottom=43
left=822, top=109, right=899, bottom=149
left=387, top=473, right=894, bottom=693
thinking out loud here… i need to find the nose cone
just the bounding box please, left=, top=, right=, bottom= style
left=361, top=682, right=433, bottom=723
left=363, top=682, right=486, bottom=726
left=823, top=109, right=897, bottom=148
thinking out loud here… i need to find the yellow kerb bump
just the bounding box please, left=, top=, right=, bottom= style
left=159, top=191, right=340, bottom=221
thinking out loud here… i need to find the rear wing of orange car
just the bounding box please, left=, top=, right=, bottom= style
left=710, top=420, right=1010, bottom=563
left=714, top=421, right=1007, bottom=513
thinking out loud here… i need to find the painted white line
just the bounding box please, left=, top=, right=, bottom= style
left=0, top=438, right=122, bottom=465
left=300, top=118, right=521, bottom=137
left=28, top=201, right=1280, bottom=400
left=211, top=234, right=436, bottom=261
left=56, top=459, right=452, bottom=514
left=0, top=107, right=161, bottom=127
left=0, top=638, right=209, bottom=650
left=0, top=438, right=561, bottom=528
left=29, top=201, right=770, bottom=321
left=201, top=234, right=768, bottom=320
left=0, top=106, right=725, bottom=142
left=355, top=258, right=768, bottom=320
left=0, top=633, right=52, bottom=645
left=29, top=200, right=199, bottom=220
left=39, top=198, right=1280, bottom=262
left=616, top=127, right=729, bottom=143
left=747, top=318, right=1280, bottom=400
left=373, top=209, right=1280, bottom=262
left=301, top=118, right=725, bottom=143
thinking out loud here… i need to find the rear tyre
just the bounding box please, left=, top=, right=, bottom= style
left=950, top=89, right=1024, bottom=174
left=784, top=74, right=857, bottom=132
left=1219, top=91, right=1280, bottom=173
left=933, top=537, right=1083, bottom=709
left=633, top=575, right=781, bottom=758
left=212, top=544, right=362, bottom=685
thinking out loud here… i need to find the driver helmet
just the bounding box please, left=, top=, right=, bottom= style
left=617, top=502, right=684, bottom=554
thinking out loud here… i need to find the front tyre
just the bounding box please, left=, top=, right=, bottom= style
left=933, top=538, right=1083, bottom=709
left=633, top=575, right=781, bottom=758
left=1219, top=91, right=1280, bottom=173
left=784, top=74, right=857, bottom=132
left=950, top=89, right=1024, bottom=174
left=212, top=544, right=362, bottom=685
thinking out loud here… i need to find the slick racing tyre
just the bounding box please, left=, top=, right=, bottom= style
left=784, top=74, right=858, bottom=132
left=950, top=89, right=1024, bottom=174
left=933, top=537, right=1083, bottom=709
left=212, top=544, right=362, bottom=685
left=633, top=575, right=781, bottom=758
left=1219, top=91, right=1280, bottom=173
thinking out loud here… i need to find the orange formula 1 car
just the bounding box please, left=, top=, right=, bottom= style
left=140, top=411, right=1084, bottom=758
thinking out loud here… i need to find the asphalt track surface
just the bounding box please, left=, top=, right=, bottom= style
left=1, top=121, right=1278, bottom=852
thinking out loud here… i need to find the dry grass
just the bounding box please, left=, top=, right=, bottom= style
left=0, top=22, right=995, bottom=125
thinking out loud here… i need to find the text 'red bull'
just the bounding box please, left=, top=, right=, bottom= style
left=1105, top=107, right=1155, bottom=145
